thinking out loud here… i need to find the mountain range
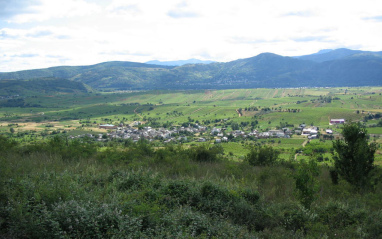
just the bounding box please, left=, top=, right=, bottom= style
left=145, top=59, right=215, bottom=66
left=0, top=48, right=381, bottom=92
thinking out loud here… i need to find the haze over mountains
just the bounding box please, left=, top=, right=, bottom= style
left=145, top=59, right=216, bottom=66
left=0, top=48, right=381, bottom=93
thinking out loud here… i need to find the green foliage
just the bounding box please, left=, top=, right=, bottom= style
left=332, top=122, right=377, bottom=189
left=363, top=210, right=382, bottom=238
left=0, top=78, right=88, bottom=96
left=47, top=136, right=96, bottom=160
left=293, top=159, right=320, bottom=209
left=188, top=144, right=223, bottom=162
left=0, top=135, right=18, bottom=153
left=245, top=145, right=279, bottom=166
left=1, top=130, right=382, bottom=238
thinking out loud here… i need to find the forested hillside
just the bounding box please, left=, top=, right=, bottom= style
left=0, top=49, right=381, bottom=91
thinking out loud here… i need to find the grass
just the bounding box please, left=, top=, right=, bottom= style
left=2, top=136, right=382, bottom=238
left=0, top=87, right=381, bottom=160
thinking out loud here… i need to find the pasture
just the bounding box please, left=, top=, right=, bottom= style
left=1, top=87, right=381, bottom=161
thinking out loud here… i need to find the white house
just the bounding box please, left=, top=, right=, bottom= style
left=330, top=119, right=345, bottom=125
left=302, top=127, right=318, bottom=136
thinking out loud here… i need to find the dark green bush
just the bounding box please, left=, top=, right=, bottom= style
left=117, top=170, right=158, bottom=192
left=189, top=144, right=223, bottom=162
left=363, top=210, right=382, bottom=238
left=240, top=188, right=260, bottom=205
left=317, top=201, right=357, bottom=230
left=0, top=135, right=17, bottom=153
left=245, top=145, right=279, bottom=166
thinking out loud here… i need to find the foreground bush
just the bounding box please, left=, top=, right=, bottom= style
left=1, top=136, right=382, bottom=238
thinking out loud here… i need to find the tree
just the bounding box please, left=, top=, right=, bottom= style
left=231, top=122, right=239, bottom=131
left=293, top=159, right=320, bottom=209
left=245, top=145, right=279, bottom=166
left=332, top=122, right=376, bottom=189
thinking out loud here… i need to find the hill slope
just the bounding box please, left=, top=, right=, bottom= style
left=0, top=78, right=89, bottom=96
left=296, top=48, right=382, bottom=62
left=0, top=49, right=381, bottom=90
left=145, top=59, right=215, bottom=66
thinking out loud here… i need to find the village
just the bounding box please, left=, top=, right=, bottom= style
left=67, top=119, right=344, bottom=143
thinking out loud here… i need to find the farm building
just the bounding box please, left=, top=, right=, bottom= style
left=330, top=119, right=345, bottom=125
left=302, top=127, right=318, bottom=136
left=99, top=124, right=117, bottom=129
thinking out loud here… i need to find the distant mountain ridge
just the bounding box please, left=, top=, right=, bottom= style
left=296, top=48, right=382, bottom=62
left=145, top=59, right=216, bottom=66
left=0, top=48, right=381, bottom=91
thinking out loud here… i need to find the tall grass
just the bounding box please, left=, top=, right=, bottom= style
left=1, top=135, right=382, bottom=238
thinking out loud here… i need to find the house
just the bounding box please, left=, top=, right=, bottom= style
left=268, top=130, right=285, bottom=138
left=302, top=127, right=318, bottom=136
left=258, top=132, right=270, bottom=138
left=215, top=138, right=222, bottom=143
left=198, top=137, right=206, bottom=142
left=211, top=127, right=221, bottom=134
left=325, top=129, right=333, bottom=134
left=222, top=137, right=228, bottom=142
left=330, top=119, right=345, bottom=125
left=308, top=135, right=318, bottom=139
left=99, top=124, right=117, bottom=129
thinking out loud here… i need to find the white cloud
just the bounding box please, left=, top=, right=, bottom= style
left=0, top=0, right=382, bottom=71
left=9, top=0, right=101, bottom=23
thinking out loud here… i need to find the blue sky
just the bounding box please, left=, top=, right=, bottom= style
left=1, top=0, right=382, bottom=72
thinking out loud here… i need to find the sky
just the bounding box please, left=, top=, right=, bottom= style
left=1, top=0, right=382, bottom=72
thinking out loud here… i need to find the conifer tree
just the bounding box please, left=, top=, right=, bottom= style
left=332, top=122, right=376, bottom=189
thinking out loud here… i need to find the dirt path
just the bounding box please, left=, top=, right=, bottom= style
left=190, top=108, right=203, bottom=115
left=236, top=109, right=242, bottom=117
left=294, top=139, right=310, bottom=160
left=302, top=139, right=309, bottom=147
left=222, top=91, right=235, bottom=100
left=272, top=89, right=279, bottom=98
left=134, top=107, right=143, bottom=119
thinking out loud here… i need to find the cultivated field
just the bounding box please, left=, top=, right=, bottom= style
left=1, top=87, right=382, bottom=162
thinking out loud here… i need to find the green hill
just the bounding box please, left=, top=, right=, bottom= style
left=0, top=78, right=89, bottom=96
left=0, top=49, right=381, bottom=90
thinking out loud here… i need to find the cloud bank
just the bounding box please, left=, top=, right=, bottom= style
left=0, top=0, right=381, bottom=72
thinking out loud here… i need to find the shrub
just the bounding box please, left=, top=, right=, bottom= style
left=293, top=159, right=320, bottom=209
left=245, top=145, right=279, bottom=166
left=363, top=210, right=382, bottom=238
left=189, top=145, right=223, bottom=162
left=0, top=135, right=17, bottom=153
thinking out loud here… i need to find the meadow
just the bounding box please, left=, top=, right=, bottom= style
left=1, top=87, right=381, bottom=161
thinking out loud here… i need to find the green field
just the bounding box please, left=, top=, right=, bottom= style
left=1, top=87, right=381, bottom=159
left=1, top=87, right=382, bottom=238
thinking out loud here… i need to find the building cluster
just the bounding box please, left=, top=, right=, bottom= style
left=70, top=118, right=343, bottom=143
left=96, top=124, right=207, bottom=143
left=95, top=124, right=295, bottom=143
left=0, top=95, right=20, bottom=99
